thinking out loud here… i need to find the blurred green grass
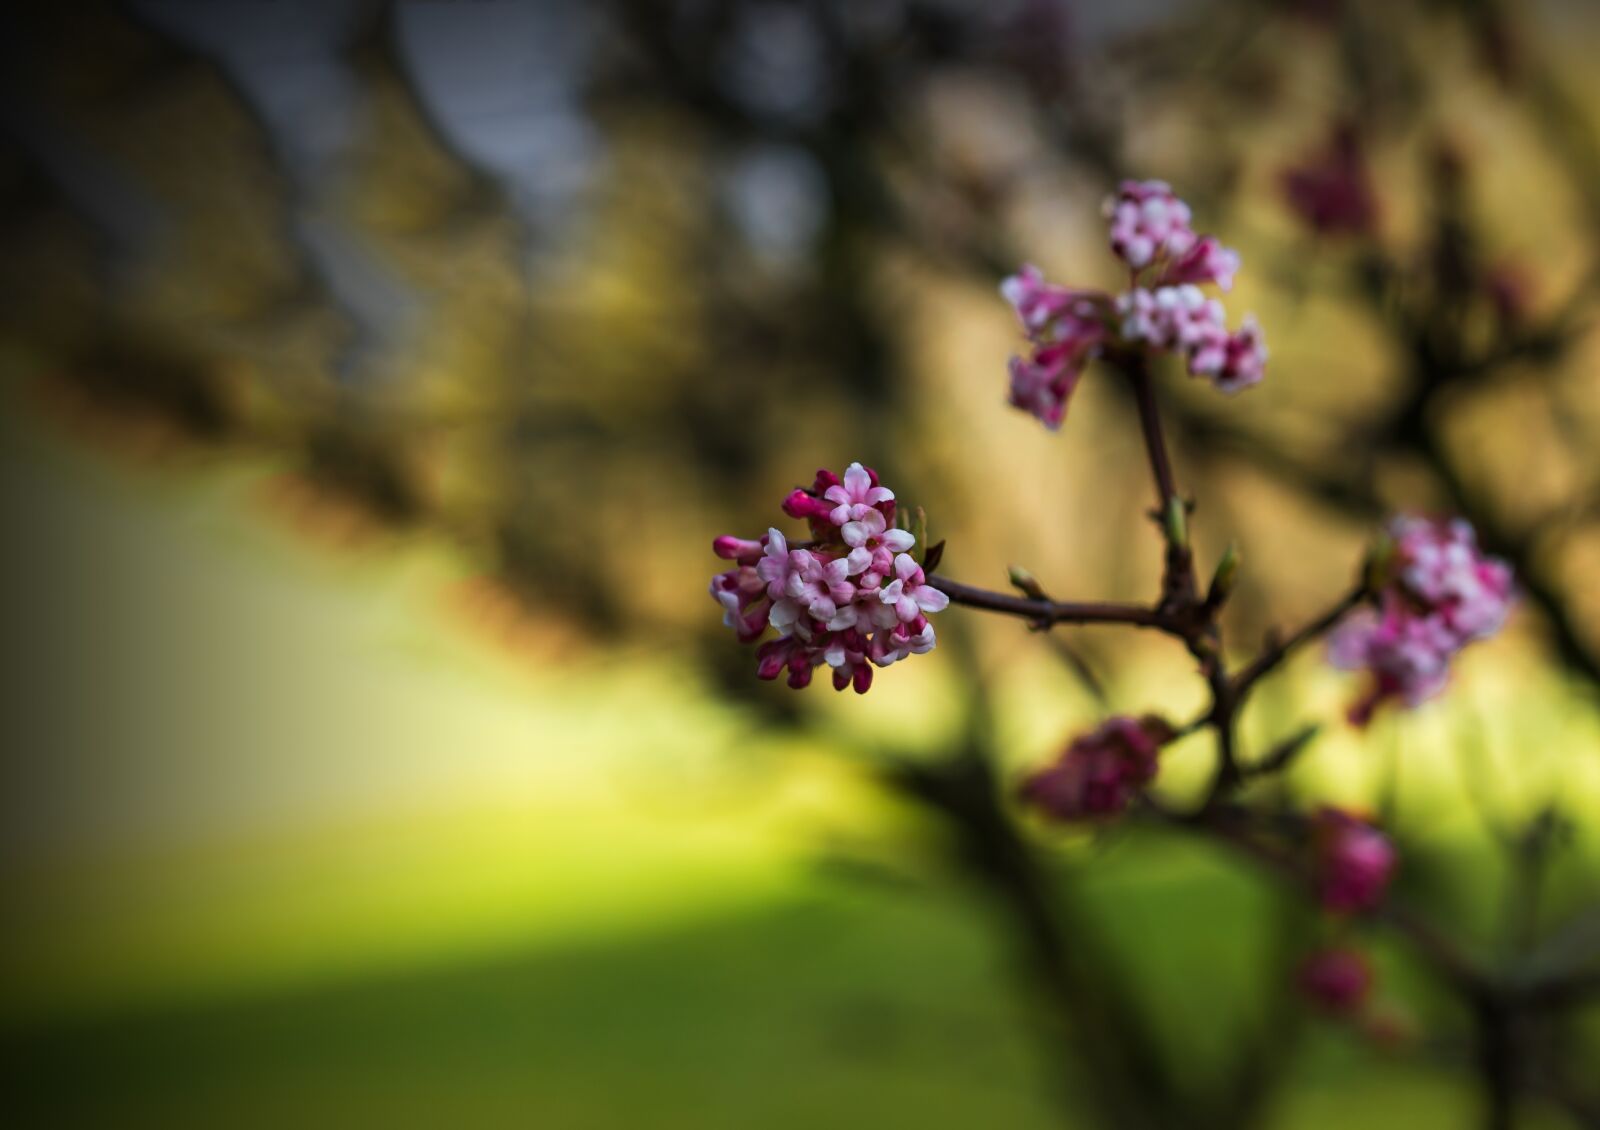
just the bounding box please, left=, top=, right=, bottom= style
left=10, top=839, right=1572, bottom=1130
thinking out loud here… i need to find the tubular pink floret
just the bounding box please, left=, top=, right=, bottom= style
left=1000, top=264, right=1110, bottom=428
left=782, top=489, right=835, bottom=524
left=1161, top=235, right=1242, bottom=293
left=713, top=535, right=765, bottom=563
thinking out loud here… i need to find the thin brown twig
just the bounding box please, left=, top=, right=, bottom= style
left=1232, top=586, right=1370, bottom=697
left=929, top=576, right=1168, bottom=630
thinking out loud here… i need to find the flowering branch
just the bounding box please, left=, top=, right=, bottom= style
left=708, top=177, right=1530, bottom=1120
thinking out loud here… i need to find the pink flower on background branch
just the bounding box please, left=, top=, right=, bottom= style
left=1328, top=514, right=1514, bottom=725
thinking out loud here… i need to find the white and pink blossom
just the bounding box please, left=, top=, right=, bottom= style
left=879, top=553, right=950, bottom=623
left=841, top=507, right=915, bottom=560
left=1159, top=235, right=1241, bottom=293
left=1387, top=515, right=1514, bottom=641
left=1105, top=180, right=1196, bottom=269
left=783, top=549, right=857, bottom=624
left=1000, top=265, right=1109, bottom=428
left=870, top=619, right=938, bottom=666
left=1327, top=516, right=1513, bottom=725
left=1002, top=183, right=1263, bottom=428
left=712, top=464, right=946, bottom=693
left=825, top=461, right=896, bottom=526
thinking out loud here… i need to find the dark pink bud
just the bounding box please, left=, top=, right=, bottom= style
left=1281, top=123, right=1377, bottom=238
left=782, top=489, right=834, bottom=523
left=713, top=535, right=764, bottom=564
left=756, top=639, right=789, bottom=681
left=812, top=468, right=842, bottom=492
left=786, top=663, right=813, bottom=690
left=1019, top=715, right=1172, bottom=823
left=1298, top=948, right=1372, bottom=1015
left=1313, top=808, right=1396, bottom=914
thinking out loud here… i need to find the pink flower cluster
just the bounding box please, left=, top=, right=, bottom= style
left=1312, top=808, right=1396, bottom=914
left=1001, top=181, right=1265, bottom=427
left=710, top=463, right=947, bottom=693
left=1116, top=287, right=1266, bottom=393
left=1328, top=515, right=1514, bottom=725
left=1018, top=715, right=1172, bottom=822
left=1106, top=179, right=1198, bottom=270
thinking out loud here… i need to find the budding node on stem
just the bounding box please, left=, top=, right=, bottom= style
left=1206, top=541, right=1241, bottom=610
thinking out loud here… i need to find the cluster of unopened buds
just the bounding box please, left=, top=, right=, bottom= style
left=1329, top=515, right=1514, bottom=725
left=1018, top=715, right=1173, bottom=823
left=1001, top=180, right=1266, bottom=429
left=710, top=463, right=947, bottom=693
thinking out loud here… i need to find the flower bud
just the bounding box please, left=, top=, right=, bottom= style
left=1206, top=541, right=1240, bottom=608
left=1019, top=715, right=1172, bottom=823
left=1007, top=564, right=1049, bottom=601
left=1298, top=948, right=1372, bottom=1016
left=1312, top=807, right=1396, bottom=914
left=1162, top=496, right=1188, bottom=549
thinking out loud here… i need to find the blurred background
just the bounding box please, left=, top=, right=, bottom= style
left=2, top=1, right=1600, bottom=1126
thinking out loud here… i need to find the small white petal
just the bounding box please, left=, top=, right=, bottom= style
left=770, top=600, right=800, bottom=631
